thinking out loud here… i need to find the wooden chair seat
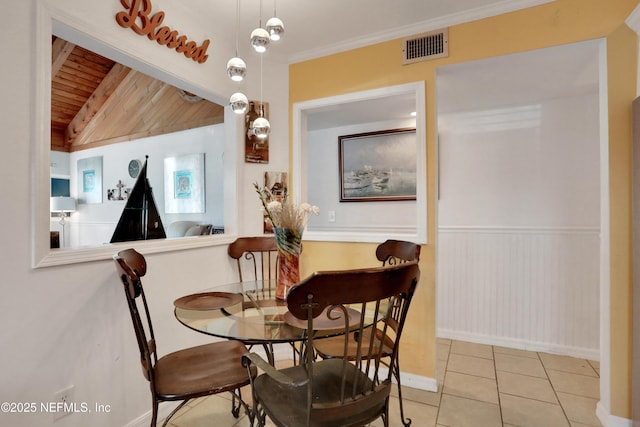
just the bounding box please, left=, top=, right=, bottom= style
left=252, top=359, right=387, bottom=427
left=153, top=340, right=252, bottom=400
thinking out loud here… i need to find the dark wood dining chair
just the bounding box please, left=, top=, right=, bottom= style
left=114, top=248, right=256, bottom=427
left=243, top=262, right=420, bottom=427
left=314, top=239, right=421, bottom=426
left=228, top=236, right=279, bottom=285
left=376, top=239, right=421, bottom=266
left=228, top=236, right=298, bottom=364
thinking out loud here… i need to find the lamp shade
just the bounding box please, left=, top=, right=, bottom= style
left=266, top=17, right=284, bottom=41
left=252, top=117, right=270, bottom=139
left=50, top=196, right=76, bottom=212
left=250, top=27, right=270, bottom=53
left=230, top=92, right=249, bottom=114
left=226, top=57, right=247, bottom=82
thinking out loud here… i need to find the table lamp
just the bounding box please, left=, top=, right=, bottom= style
left=50, top=196, right=76, bottom=247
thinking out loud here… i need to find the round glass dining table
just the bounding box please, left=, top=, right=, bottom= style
left=173, top=280, right=363, bottom=365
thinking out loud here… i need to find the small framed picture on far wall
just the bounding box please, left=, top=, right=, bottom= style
left=77, top=156, right=103, bottom=204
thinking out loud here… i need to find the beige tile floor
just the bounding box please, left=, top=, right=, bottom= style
left=166, top=339, right=602, bottom=427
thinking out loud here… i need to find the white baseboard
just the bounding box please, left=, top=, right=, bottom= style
left=596, top=402, right=633, bottom=427
left=439, top=329, right=600, bottom=361
left=388, top=368, right=438, bottom=392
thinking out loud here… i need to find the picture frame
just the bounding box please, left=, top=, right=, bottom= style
left=51, top=177, right=70, bottom=197
left=174, top=170, right=193, bottom=199
left=164, top=154, right=205, bottom=213
left=262, top=171, right=287, bottom=233
left=244, top=101, right=269, bottom=164
left=339, top=128, right=417, bottom=202
left=77, top=156, right=103, bottom=204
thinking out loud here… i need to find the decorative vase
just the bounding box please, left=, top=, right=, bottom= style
left=273, top=227, right=303, bottom=300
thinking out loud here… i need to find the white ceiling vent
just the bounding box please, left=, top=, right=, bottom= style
left=403, top=28, right=448, bottom=65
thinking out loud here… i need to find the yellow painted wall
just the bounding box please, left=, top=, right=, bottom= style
left=290, top=0, right=638, bottom=417
left=607, top=24, right=637, bottom=417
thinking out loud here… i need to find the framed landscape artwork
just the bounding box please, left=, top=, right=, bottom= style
left=339, top=128, right=417, bottom=202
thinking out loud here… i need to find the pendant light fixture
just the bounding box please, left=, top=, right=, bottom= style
left=226, top=57, right=246, bottom=82
left=226, top=0, right=247, bottom=82
left=250, top=0, right=270, bottom=53
left=266, top=0, right=284, bottom=41
left=252, top=113, right=270, bottom=139
left=230, top=92, right=248, bottom=114
left=228, top=0, right=248, bottom=114
left=252, top=54, right=270, bottom=139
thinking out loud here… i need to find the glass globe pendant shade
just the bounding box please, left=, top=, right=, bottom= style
left=226, top=57, right=247, bottom=82
left=250, top=27, right=270, bottom=53
left=229, top=92, right=249, bottom=114
left=252, top=117, right=270, bottom=139
left=266, top=17, right=284, bottom=41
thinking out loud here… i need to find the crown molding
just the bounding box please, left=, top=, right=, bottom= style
left=626, top=2, right=640, bottom=36
left=288, top=0, right=555, bottom=64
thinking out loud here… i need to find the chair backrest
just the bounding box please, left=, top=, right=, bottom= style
left=376, top=239, right=421, bottom=266
left=113, top=249, right=157, bottom=386
left=228, top=236, right=278, bottom=282
left=286, top=262, right=420, bottom=425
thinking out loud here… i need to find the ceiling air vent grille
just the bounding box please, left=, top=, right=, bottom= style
left=403, top=28, right=448, bottom=64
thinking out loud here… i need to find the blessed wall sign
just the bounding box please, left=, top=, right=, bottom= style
left=115, top=0, right=210, bottom=64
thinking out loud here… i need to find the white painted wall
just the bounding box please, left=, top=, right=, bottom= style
left=306, top=118, right=417, bottom=234
left=438, top=93, right=600, bottom=228
left=437, top=92, right=601, bottom=357
left=0, top=1, right=288, bottom=426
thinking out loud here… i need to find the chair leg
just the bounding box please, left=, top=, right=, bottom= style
left=261, top=343, right=275, bottom=366
left=161, top=401, right=189, bottom=427
left=228, top=387, right=254, bottom=420
left=151, top=399, right=158, bottom=427
left=382, top=401, right=390, bottom=427
left=251, top=401, right=266, bottom=427
left=393, top=357, right=412, bottom=426
left=231, top=391, right=240, bottom=417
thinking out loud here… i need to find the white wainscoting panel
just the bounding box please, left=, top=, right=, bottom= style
left=437, top=226, right=600, bottom=360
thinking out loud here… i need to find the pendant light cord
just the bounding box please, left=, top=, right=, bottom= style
left=235, top=0, right=240, bottom=56
left=260, top=53, right=264, bottom=117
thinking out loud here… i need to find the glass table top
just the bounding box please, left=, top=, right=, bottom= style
left=174, top=280, right=361, bottom=344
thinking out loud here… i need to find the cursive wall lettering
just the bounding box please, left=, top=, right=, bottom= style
left=116, top=0, right=210, bottom=64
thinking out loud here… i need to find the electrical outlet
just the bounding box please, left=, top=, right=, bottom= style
left=328, top=210, right=336, bottom=222
left=53, top=385, right=74, bottom=420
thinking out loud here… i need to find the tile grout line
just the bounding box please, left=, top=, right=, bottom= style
left=537, top=350, right=573, bottom=426
left=493, top=344, right=506, bottom=427
left=435, top=341, right=451, bottom=426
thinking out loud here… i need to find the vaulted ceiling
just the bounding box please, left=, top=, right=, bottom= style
left=50, top=36, right=224, bottom=153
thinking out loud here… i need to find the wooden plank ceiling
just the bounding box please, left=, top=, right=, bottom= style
left=51, top=36, right=224, bottom=153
